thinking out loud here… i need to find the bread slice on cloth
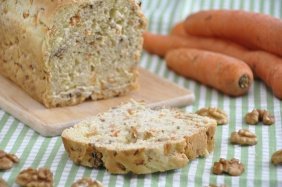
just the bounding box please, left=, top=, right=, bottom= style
left=62, top=101, right=217, bottom=174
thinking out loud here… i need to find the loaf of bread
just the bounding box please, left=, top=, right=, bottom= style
left=0, top=0, right=146, bottom=107
left=62, top=101, right=217, bottom=174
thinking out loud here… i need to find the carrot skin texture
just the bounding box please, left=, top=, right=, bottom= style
left=184, top=10, right=282, bottom=57
left=143, top=31, right=245, bottom=58
left=247, top=52, right=282, bottom=99
left=143, top=32, right=282, bottom=99
left=170, top=22, right=189, bottom=37
left=165, top=49, right=253, bottom=96
left=143, top=32, right=189, bottom=57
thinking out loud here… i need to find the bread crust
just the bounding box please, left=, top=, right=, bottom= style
left=62, top=136, right=192, bottom=174
left=0, top=0, right=146, bottom=108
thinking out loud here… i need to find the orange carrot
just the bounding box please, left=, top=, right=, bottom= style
left=170, top=22, right=189, bottom=37
left=246, top=51, right=282, bottom=99
left=143, top=32, right=188, bottom=57
left=143, top=32, right=282, bottom=99
left=143, top=31, right=245, bottom=58
left=165, top=49, right=253, bottom=96
left=184, top=10, right=282, bottom=57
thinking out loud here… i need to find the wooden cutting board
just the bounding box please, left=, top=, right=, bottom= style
left=0, top=68, right=194, bottom=137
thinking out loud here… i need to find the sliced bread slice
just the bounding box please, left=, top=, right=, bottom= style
left=61, top=101, right=217, bottom=174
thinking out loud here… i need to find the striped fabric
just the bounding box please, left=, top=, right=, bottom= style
left=1, top=0, right=282, bottom=186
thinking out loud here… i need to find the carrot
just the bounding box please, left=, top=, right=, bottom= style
left=165, top=49, right=253, bottom=96
left=170, top=22, right=189, bottom=37
left=143, top=31, right=245, bottom=58
left=143, top=32, right=189, bottom=57
left=246, top=51, right=282, bottom=99
left=184, top=10, right=282, bottom=57
left=143, top=32, right=282, bottom=99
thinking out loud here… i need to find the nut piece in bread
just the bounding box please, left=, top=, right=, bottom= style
left=0, top=0, right=146, bottom=107
left=62, top=101, right=217, bottom=174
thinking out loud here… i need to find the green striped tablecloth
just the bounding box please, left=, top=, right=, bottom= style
left=1, top=0, right=282, bottom=186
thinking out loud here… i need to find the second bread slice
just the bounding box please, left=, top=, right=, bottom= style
left=62, top=101, right=217, bottom=174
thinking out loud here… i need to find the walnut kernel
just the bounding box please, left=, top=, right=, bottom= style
left=16, top=168, right=53, bottom=187
left=245, top=109, right=275, bottom=125
left=0, top=150, right=19, bottom=170
left=271, top=150, right=282, bottom=165
left=127, top=126, right=138, bottom=143
left=143, top=130, right=154, bottom=140
left=71, top=178, right=103, bottom=187
left=212, top=158, right=244, bottom=176
left=212, top=161, right=223, bottom=175
left=127, top=109, right=135, bottom=115
left=196, top=107, right=228, bottom=125
left=230, top=129, right=257, bottom=146
left=70, top=14, right=80, bottom=26
left=23, top=11, right=29, bottom=18
left=244, top=109, right=259, bottom=125
left=262, top=111, right=275, bottom=125
left=91, top=151, right=103, bottom=168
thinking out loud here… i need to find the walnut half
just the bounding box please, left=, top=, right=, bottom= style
left=259, top=110, right=275, bottom=125
left=0, top=150, right=19, bottom=170
left=16, top=168, right=53, bottom=187
left=271, top=150, right=282, bottom=165
left=71, top=178, right=103, bottom=187
left=230, top=129, right=257, bottom=146
left=196, top=107, right=228, bottom=125
left=244, top=109, right=259, bottom=125
left=212, top=158, right=244, bottom=176
left=245, top=109, right=275, bottom=125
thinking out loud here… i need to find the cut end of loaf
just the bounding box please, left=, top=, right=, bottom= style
left=62, top=100, right=217, bottom=174
left=0, top=0, right=146, bottom=108
left=45, top=0, right=146, bottom=107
